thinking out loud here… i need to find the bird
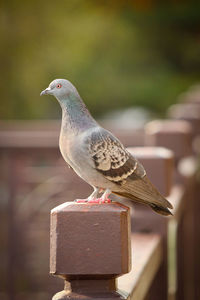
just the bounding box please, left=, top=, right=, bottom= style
left=40, top=79, right=173, bottom=216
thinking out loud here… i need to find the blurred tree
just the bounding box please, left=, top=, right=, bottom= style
left=0, top=0, right=200, bottom=119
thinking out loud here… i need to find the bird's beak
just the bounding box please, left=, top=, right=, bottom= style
left=40, top=87, right=52, bottom=96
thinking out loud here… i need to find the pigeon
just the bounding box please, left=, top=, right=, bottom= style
left=40, top=79, right=173, bottom=215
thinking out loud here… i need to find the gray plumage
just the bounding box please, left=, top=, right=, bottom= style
left=40, top=79, right=173, bottom=216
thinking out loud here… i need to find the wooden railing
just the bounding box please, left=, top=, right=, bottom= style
left=0, top=90, right=200, bottom=300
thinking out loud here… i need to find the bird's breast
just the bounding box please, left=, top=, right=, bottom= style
left=59, top=132, right=116, bottom=189
left=59, top=132, right=75, bottom=167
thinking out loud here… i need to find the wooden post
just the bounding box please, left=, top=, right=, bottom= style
left=168, top=94, right=200, bottom=300
left=143, top=121, right=195, bottom=300
left=50, top=202, right=131, bottom=300
left=126, top=146, right=175, bottom=300
left=145, top=119, right=193, bottom=162
left=168, top=103, right=200, bottom=138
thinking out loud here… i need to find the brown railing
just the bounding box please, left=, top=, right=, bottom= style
left=0, top=90, right=200, bottom=300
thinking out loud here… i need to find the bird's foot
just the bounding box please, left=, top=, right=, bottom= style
left=75, top=188, right=112, bottom=204
left=75, top=197, right=112, bottom=204
left=88, top=197, right=112, bottom=204
left=99, top=188, right=112, bottom=203
left=99, top=197, right=112, bottom=203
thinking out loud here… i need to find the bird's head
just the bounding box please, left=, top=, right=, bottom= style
left=40, top=79, right=79, bottom=101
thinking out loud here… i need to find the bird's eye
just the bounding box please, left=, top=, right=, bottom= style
left=56, top=84, right=62, bottom=89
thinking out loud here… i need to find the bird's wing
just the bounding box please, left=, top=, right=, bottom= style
left=87, top=127, right=172, bottom=215
left=87, top=127, right=146, bottom=184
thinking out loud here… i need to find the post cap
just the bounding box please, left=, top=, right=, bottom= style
left=50, top=202, right=131, bottom=277
left=167, top=104, right=200, bottom=136
left=144, top=120, right=193, bottom=160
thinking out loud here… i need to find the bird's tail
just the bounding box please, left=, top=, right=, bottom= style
left=113, top=176, right=173, bottom=216
left=149, top=203, right=173, bottom=216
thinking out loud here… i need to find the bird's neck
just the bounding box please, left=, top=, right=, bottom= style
left=59, top=94, right=97, bottom=136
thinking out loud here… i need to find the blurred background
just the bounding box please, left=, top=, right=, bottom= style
left=1, top=0, right=200, bottom=120
left=1, top=1, right=200, bottom=300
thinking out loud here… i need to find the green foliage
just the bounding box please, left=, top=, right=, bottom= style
left=0, top=1, right=200, bottom=119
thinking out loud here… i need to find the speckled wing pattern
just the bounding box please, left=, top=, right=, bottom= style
left=87, top=128, right=173, bottom=215
left=88, top=128, right=146, bottom=185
